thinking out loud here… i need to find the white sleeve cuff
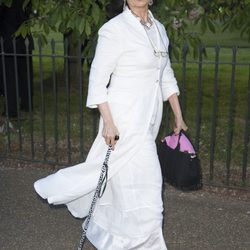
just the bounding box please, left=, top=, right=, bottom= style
left=161, top=84, right=180, bottom=101
left=86, top=94, right=108, bottom=109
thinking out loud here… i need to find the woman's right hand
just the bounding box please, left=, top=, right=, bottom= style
left=102, top=121, right=120, bottom=150
left=174, top=116, right=188, bottom=135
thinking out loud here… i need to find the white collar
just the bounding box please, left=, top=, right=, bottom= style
left=123, top=6, right=155, bottom=22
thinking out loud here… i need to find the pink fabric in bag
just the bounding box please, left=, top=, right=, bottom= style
left=164, top=133, right=196, bottom=154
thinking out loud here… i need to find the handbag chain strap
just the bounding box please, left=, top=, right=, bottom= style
left=77, top=144, right=112, bottom=250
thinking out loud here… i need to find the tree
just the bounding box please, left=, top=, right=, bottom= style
left=198, top=0, right=250, bottom=36
left=1, top=0, right=109, bottom=84
left=153, top=0, right=250, bottom=57
left=1, top=0, right=249, bottom=59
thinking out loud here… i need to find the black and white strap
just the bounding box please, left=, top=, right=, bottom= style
left=77, top=144, right=112, bottom=250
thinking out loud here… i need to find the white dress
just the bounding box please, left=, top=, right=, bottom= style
left=34, top=6, right=180, bottom=250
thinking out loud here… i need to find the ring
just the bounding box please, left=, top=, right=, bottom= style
left=114, top=135, right=119, bottom=141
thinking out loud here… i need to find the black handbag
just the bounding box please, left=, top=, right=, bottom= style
left=157, top=129, right=203, bottom=191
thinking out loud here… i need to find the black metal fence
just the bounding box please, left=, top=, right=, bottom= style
left=0, top=37, right=249, bottom=190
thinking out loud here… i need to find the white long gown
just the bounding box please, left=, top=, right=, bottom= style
left=34, top=6, right=180, bottom=250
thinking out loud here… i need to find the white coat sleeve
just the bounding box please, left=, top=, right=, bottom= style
left=160, top=25, right=180, bottom=102
left=86, top=22, right=123, bottom=108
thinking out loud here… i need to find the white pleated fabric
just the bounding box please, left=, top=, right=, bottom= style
left=34, top=97, right=168, bottom=250
left=34, top=109, right=168, bottom=250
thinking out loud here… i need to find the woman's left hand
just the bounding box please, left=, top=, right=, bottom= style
left=174, top=116, right=188, bottom=135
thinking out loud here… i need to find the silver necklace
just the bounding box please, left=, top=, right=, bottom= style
left=143, top=17, right=169, bottom=58
left=129, top=8, right=169, bottom=57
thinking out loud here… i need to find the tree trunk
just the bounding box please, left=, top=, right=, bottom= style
left=63, top=32, right=88, bottom=88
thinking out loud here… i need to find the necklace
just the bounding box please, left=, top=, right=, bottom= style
left=143, top=20, right=169, bottom=58
left=128, top=7, right=168, bottom=57
left=130, top=9, right=153, bottom=29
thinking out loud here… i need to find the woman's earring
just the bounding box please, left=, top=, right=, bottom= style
left=123, top=0, right=126, bottom=10
left=148, top=0, right=153, bottom=6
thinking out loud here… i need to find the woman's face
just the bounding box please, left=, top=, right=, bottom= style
left=127, top=0, right=149, bottom=8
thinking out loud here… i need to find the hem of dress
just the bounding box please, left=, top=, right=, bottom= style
left=34, top=181, right=47, bottom=200
left=85, top=218, right=168, bottom=250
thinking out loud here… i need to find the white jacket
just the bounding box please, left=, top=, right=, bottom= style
left=86, top=6, right=179, bottom=143
left=86, top=7, right=179, bottom=110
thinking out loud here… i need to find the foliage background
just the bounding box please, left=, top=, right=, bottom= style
left=1, top=0, right=250, bottom=57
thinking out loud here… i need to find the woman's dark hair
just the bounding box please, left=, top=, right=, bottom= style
left=106, top=0, right=124, bottom=19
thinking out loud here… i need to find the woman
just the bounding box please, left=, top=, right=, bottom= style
left=34, top=0, right=188, bottom=249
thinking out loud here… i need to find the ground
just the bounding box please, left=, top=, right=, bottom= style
left=0, top=160, right=249, bottom=250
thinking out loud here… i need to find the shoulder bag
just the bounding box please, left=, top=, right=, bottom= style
left=157, top=129, right=203, bottom=191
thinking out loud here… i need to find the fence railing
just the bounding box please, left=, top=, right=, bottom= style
left=0, top=37, right=249, bottom=190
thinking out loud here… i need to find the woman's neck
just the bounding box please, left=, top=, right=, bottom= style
left=129, top=6, right=149, bottom=22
